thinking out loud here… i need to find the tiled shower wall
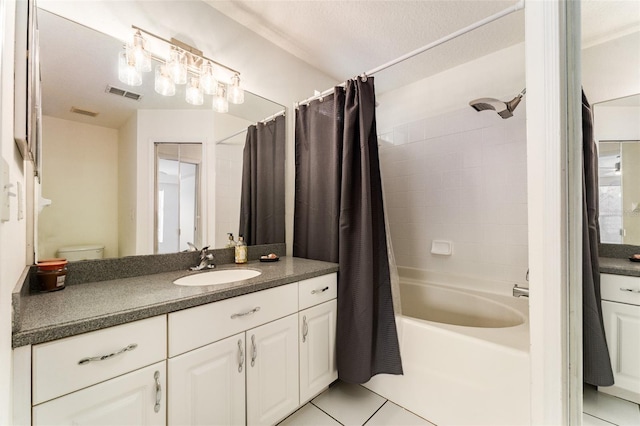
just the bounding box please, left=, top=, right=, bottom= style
left=379, top=107, right=528, bottom=284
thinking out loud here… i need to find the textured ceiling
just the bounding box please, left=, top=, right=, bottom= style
left=206, top=0, right=640, bottom=94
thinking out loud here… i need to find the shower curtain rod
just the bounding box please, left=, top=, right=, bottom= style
left=295, top=0, right=525, bottom=108
left=215, top=109, right=286, bottom=144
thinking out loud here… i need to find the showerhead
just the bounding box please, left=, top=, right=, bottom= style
left=469, top=88, right=526, bottom=119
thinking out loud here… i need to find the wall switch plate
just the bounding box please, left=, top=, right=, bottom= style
left=1, top=158, right=11, bottom=222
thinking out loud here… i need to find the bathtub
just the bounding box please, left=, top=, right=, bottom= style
left=364, top=269, right=530, bottom=426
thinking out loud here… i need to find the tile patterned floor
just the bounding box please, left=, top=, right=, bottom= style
left=280, top=381, right=640, bottom=426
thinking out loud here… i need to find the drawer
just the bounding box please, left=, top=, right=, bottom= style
left=299, top=273, right=337, bottom=310
left=168, top=283, right=297, bottom=357
left=32, top=315, right=166, bottom=405
left=601, top=273, right=640, bottom=306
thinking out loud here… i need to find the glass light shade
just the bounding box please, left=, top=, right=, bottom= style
left=227, top=74, right=244, bottom=104
left=200, top=61, right=217, bottom=95
left=118, top=50, right=142, bottom=86
left=185, top=77, right=204, bottom=106
left=168, top=48, right=187, bottom=85
left=212, top=83, right=229, bottom=113
left=132, top=32, right=151, bottom=72
left=154, top=64, right=175, bottom=96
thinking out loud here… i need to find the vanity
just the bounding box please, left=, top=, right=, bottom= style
left=599, top=257, right=640, bottom=404
left=12, top=253, right=339, bottom=425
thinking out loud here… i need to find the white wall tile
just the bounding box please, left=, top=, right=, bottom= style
left=381, top=106, right=528, bottom=283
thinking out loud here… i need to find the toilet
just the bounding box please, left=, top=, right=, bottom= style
left=56, top=244, right=105, bottom=261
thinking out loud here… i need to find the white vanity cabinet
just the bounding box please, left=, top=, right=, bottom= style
left=168, top=333, right=246, bottom=425
left=31, top=316, right=167, bottom=426
left=600, top=273, right=640, bottom=403
left=246, top=314, right=299, bottom=426
left=298, top=273, right=338, bottom=404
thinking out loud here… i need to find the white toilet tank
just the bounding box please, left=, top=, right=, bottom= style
left=57, top=244, right=105, bottom=261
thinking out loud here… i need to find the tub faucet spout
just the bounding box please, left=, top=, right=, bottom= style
left=513, top=285, right=529, bottom=298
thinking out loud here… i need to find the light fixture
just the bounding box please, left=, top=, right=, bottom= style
left=131, top=30, right=151, bottom=72
left=118, top=49, right=142, bottom=86
left=154, top=64, right=175, bottom=96
left=200, top=61, right=217, bottom=95
left=212, top=82, right=229, bottom=113
left=185, top=77, right=204, bottom=106
left=119, top=25, right=245, bottom=112
left=227, top=74, right=244, bottom=104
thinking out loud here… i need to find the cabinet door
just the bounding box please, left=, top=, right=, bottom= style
left=246, top=314, right=299, bottom=426
left=601, top=300, right=640, bottom=403
left=299, top=299, right=338, bottom=403
left=168, top=333, right=245, bottom=426
left=32, top=361, right=166, bottom=426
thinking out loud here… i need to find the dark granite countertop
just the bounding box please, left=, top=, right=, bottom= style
left=12, top=256, right=338, bottom=348
left=600, top=257, right=640, bottom=277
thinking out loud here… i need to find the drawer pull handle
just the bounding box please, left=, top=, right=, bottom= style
left=251, top=334, right=257, bottom=367
left=620, top=287, right=640, bottom=293
left=311, top=286, right=329, bottom=294
left=78, top=343, right=138, bottom=365
left=302, top=315, right=308, bottom=343
left=237, top=339, right=244, bottom=373
left=231, top=307, right=261, bottom=319
left=154, top=371, right=161, bottom=413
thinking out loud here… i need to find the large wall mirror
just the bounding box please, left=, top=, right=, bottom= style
left=595, top=94, right=640, bottom=245
left=36, top=9, right=285, bottom=261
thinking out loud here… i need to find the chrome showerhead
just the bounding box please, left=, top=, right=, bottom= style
left=469, top=88, right=526, bottom=119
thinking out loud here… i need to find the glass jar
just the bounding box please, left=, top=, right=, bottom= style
left=36, top=259, right=68, bottom=292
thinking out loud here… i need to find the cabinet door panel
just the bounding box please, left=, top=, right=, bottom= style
left=300, top=299, right=338, bottom=403
left=602, top=300, right=640, bottom=403
left=32, top=362, right=166, bottom=426
left=247, top=314, right=299, bottom=426
left=168, top=333, right=245, bottom=426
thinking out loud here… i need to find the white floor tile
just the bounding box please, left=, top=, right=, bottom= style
left=365, top=401, right=435, bottom=426
left=278, top=403, right=341, bottom=426
left=583, top=413, right=616, bottom=426
left=312, top=381, right=386, bottom=426
left=584, top=385, right=640, bottom=426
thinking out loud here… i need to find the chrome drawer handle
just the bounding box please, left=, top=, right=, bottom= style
left=302, top=315, right=308, bottom=343
left=154, top=371, right=161, bottom=413
left=619, top=287, right=640, bottom=293
left=78, top=343, right=138, bottom=365
left=311, top=286, right=329, bottom=294
left=231, top=307, right=261, bottom=319
left=251, top=335, right=257, bottom=367
left=237, top=339, right=244, bottom=373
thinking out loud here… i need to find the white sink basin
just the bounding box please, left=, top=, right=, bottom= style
left=173, top=269, right=262, bottom=287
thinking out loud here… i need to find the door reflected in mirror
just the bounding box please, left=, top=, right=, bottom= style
left=155, top=143, right=202, bottom=254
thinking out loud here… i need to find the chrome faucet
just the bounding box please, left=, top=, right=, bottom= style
left=190, top=246, right=215, bottom=271
left=513, top=268, right=529, bottom=298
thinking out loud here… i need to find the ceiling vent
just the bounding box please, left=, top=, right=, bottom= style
left=105, top=85, right=143, bottom=101
left=70, top=107, right=99, bottom=117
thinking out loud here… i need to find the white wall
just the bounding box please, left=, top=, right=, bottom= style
left=215, top=142, right=244, bottom=248
left=1, top=0, right=28, bottom=423
left=377, top=43, right=528, bottom=285
left=39, top=116, right=119, bottom=259
left=118, top=113, right=137, bottom=257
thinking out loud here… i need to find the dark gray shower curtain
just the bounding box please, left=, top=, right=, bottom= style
left=582, top=91, right=614, bottom=386
left=294, top=77, right=403, bottom=383
left=239, top=114, right=286, bottom=245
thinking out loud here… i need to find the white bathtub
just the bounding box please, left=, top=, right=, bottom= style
left=364, top=270, right=530, bottom=426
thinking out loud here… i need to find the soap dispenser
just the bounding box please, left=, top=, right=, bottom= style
left=227, top=233, right=236, bottom=248
left=235, top=235, right=247, bottom=264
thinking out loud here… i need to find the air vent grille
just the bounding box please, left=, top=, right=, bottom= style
left=105, top=85, right=143, bottom=101
left=70, top=107, right=99, bottom=117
